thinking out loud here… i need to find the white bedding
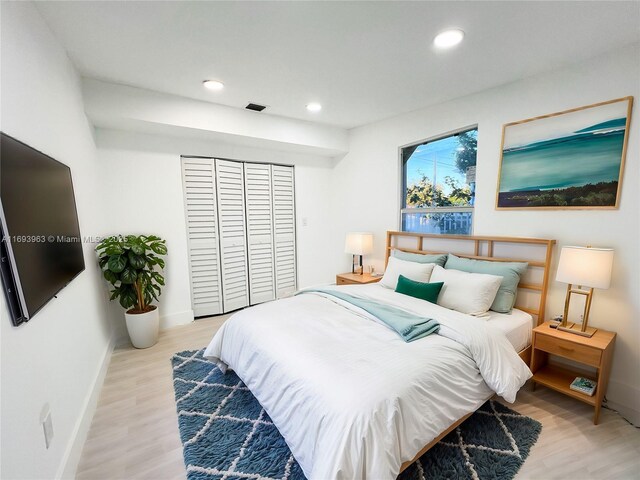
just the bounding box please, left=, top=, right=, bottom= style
left=204, top=284, right=532, bottom=479
left=485, top=308, right=533, bottom=352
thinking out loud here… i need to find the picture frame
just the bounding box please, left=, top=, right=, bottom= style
left=496, top=96, right=633, bottom=210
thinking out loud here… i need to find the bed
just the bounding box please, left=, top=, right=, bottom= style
left=204, top=232, right=555, bottom=479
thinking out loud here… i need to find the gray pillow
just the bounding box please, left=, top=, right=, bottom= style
left=392, top=250, right=448, bottom=267
left=444, top=254, right=528, bottom=313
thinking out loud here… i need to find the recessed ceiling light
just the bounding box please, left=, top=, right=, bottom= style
left=203, top=80, right=224, bottom=91
left=433, top=29, right=465, bottom=49
left=306, top=103, right=322, bottom=113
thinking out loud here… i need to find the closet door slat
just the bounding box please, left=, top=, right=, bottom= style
left=216, top=159, right=250, bottom=312
left=245, top=163, right=276, bottom=305
left=272, top=165, right=297, bottom=298
left=181, top=157, right=223, bottom=316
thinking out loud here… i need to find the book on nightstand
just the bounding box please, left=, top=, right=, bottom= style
left=570, top=377, right=597, bottom=396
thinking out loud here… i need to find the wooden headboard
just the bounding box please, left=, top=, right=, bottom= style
left=385, top=231, right=556, bottom=325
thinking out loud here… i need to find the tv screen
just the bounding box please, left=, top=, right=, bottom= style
left=1, top=132, right=85, bottom=325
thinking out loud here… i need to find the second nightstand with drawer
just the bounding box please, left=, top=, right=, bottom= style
left=530, top=321, right=616, bottom=424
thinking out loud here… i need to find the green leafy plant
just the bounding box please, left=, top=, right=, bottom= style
left=96, top=235, right=167, bottom=313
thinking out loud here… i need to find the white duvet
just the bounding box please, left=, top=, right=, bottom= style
left=204, top=284, right=532, bottom=479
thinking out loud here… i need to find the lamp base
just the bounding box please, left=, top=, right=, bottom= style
left=352, top=254, right=364, bottom=275
left=550, top=321, right=573, bottom=329
left=557, top=323, right=598, bottom=338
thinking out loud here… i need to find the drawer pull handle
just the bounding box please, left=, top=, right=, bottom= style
left=558, top=345, right=574, bottom=352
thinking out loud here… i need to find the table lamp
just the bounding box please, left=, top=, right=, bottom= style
left=556, top=246, right=614, bottom=337
left=345, top=232, right=373, bottom=275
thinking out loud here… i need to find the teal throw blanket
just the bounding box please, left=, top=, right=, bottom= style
left=299, top=289, right=440, bottom=342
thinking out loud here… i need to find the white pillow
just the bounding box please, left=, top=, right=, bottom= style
left=430, top=265, right=502, bottom=316
left=380, top=256, right=435, bottom=290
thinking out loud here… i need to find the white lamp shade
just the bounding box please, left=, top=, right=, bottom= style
left=345, top=232, right=373, bottom=255
left=556, top=246, right=614, bottom=289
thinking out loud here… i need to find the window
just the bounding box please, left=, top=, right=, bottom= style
left=401, top=128, right=477, bottom=235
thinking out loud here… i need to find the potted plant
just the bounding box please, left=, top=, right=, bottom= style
left=96, top=234, right=167, bottom=348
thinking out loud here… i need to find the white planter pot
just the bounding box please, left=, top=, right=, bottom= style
left=125, top=306, right=159, bottom=349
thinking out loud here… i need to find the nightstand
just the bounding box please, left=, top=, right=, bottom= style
left=336, top=272, right=381, bottom=285
left=530, top=321, right=616, bottom=424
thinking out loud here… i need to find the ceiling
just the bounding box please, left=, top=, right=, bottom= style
left=36, top=1, right=640, bottom=129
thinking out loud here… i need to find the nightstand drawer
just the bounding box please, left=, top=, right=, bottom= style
left=535, top=333, right=601, bottom=367
left=336, top=277, right=351, bottom=285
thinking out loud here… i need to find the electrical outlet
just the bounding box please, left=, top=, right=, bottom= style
left=40, top=404, right=53, bottom=449
left=301, top=217, right=308, bottom=227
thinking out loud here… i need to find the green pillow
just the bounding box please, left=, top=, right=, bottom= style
left=392, top=250, right=447, bottom=267
left=395, top=275, right=444, bottom=304
left=444, top=254, right=528, bottom=313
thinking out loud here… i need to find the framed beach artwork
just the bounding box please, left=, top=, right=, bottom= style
left=496, top=96, right=633, bottom=209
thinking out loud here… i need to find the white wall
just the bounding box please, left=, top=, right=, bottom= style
left=331, top=44, right=640, bottom=420
left=0, top=2, right=113, bottom=479
left=95, top=129, right=336, bottom=341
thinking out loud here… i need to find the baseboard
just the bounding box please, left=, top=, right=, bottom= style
left=605, top=378, right=640, bottom=426
left=56, top=334, right=115, bottom=479
left=160, top=309, right=194, bottom=330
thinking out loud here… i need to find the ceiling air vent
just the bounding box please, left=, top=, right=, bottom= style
left=245, top=103, right=267, bottom=112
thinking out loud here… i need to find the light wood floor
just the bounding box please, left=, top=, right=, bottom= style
left=77, top=317, right=640, bottom=479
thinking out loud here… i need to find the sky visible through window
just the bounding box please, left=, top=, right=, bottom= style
left=405, top=130, right=477, bottom=199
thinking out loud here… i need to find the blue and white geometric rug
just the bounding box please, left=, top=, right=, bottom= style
left=172, top=349, right=541, bottom=480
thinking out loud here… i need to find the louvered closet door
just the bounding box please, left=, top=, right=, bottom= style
left=181, top=158, right=223, bottom=316
left=215, top=159, right=250, bottom=312
left=272, top=165, right=297, bottom=298
left=244, top=163, right=276, bottom=305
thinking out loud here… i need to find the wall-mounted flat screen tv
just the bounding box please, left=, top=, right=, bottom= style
left=0, top=132, right=85, bottom=326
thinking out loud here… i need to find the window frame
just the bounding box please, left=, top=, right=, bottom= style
left=398, top=125, right=478, bottom=235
